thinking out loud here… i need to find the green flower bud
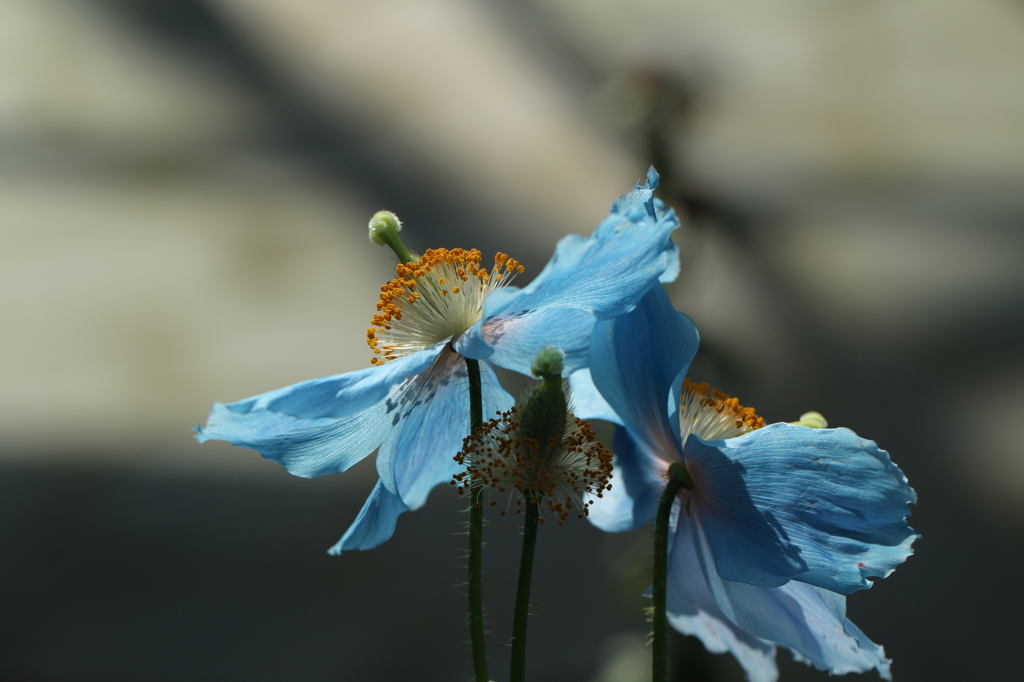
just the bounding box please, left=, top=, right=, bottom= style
left=367, top=210, right=415, bottom=263
left=791, top=411, right=828, bottom=429
left=530, top=345, right=565, bottom=379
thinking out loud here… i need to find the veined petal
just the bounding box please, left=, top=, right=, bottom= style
left=588, top=285, right=698, bottom=461
left=667, top=514, right=779, bottom=682
left=495, top=212, right=678, bottom=319
left=328, top=480, right=409, bottom=555
left=202, top=342, right=446, bottom=422
left=194, top=344, right=446, bottom=478
left=684, top=423, right=918, bottom=594
left=586, top=427, right=668, bottom=532
left=606, top=166, right=660, bottom=219
left=461, top=306, right=596, bottom=376
left=451, top=286, right=522, bottom=361
left=689, top=516, right=893, bottom=679
left=376, top=350, right=515, bottom=508
left=457, top=171, right=680, bottom=372
left=603, top=167, right=680, bottom=284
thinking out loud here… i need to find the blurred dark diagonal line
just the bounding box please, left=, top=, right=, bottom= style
left=92, top=0, right=526, bottom=258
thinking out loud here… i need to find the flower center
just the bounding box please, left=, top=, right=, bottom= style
left=367, top=249, right=524, bottom=364
left=452, top=408, right=614, bottom=525
left=678, top=378, right=764, bottom=443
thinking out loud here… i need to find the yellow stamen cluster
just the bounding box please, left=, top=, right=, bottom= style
left=678, top=378, right=765, bottom=443
left=452, top=408, right=614, bottom=525
left=367, top=248, right=524, bottom=364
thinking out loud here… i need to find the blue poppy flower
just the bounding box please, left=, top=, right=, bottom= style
left=569, top=285, right=917, bottom=681
left=195, top=168, right=680, bottom=554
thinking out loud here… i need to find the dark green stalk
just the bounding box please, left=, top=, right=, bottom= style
left=465, top=358, right=488, bottom=682
left=652, top=462, right=692, bottom=682
left=510, top=493, right=541, bottom=682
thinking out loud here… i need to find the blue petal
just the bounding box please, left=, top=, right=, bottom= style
left=456, top=172, right=680, bottom=372
left=684, top=423, right=918, bottom=594
left=588, top=285, right=698, bottom=460
left=504, top=211, right=678, bottom=319
left=586, top=426, right=670, bottom=532
left=194, top=343, right=446, bottom=477
left=604, top=168, right=680, bottom=284
left=667, top=514, right=779, bottom=682
left=688, top=515, right=892, bottom=679
left=376, top=350, right=515, bottom=508
left=606, top=166, right=660, bottom=226
left=328, top=479, right=409, bottom=555
left=458, top=306, right=596, bottom=376
left=567, top=367, right=622, bottom=426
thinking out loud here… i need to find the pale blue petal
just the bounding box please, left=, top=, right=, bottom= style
left=588, top=285, right=698, bottom=460
left=194, top=344, right=446, bottom=477
left=457, top=171, right=680, bottom=370
left=604, top=167, right=680, bottom=284
left=684, top=423, right=918, bottom=594
left=328, top=480, right=409, bottom=555
left=377, top=350, right=515, bottom=508
left=567, top=368, right=622, bottom=426
left=585, top=427, right=667, bottom=532
left=200, top=342, right=446, bottom=422
left=604, top=166, right=661, bottom=232
left=492, top=213, right=678, bottom=320
left=461, top=307, right=596, bottom=376
left=689, top=515, right=892, bottom=679
left=452, top=287, right=523, bottom=361
left=657, top=238, right=681, bottom=284
left=667, top=514, right=779, bottom=682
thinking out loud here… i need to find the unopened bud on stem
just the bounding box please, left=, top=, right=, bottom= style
left=791, top=411, right=828, bottom=429
left=368, top=210, right=416, bottom=264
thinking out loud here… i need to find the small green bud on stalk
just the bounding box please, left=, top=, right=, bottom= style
left=367, top=210, right=416, bottom=264
left=791, top=411, right=828, bottom=428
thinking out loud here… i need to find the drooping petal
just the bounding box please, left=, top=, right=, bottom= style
left=586, top=426, right=670, bottom=532
left=194, top=343, right=446, bottom=478
left=689, top=515, right=893, bottom=679
left=684, top=423, right=918, bottom=594
left=376, top=350, right=515, bottom=508
left=456, top=170, right=680, bottom=373
left=667, top=514, right=779, bottom=682
left=328, top=479, right=410, bottom=555
left=588, top=285, right=698, bottom=461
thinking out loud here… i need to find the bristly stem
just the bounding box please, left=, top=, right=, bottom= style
left=510, top=492, right=540, bottom=682
left=465, top=358, right=489, bottom=682
left=652, top=462, right=692, bottom=682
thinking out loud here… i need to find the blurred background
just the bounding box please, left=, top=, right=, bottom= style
left=2, top=0, right=1022, bottom=680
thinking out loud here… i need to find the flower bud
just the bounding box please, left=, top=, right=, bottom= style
left=791, top=411, right=828, bottom=429
left=367, top=210, right=415, bottom=263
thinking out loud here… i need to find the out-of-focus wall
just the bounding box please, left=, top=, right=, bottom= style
left=2, top=1, right=1022, bottom=681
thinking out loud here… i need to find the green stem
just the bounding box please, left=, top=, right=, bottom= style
left=465, top=358, right=489, bottom=682
left=510, top=493, right=540, bottom=682
left=652, top=462, right=692, bottom=682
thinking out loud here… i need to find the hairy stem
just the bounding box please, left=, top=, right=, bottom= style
left=652, top=462, right=691, bottom=682
left=465, top=358, right=489, bottom=682
left=510, top=493, right=540, bottom=682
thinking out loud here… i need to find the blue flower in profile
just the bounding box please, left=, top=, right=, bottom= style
left=570, top=285, right=918, bottom=682
left=195, top=169, right=680, bottom=554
